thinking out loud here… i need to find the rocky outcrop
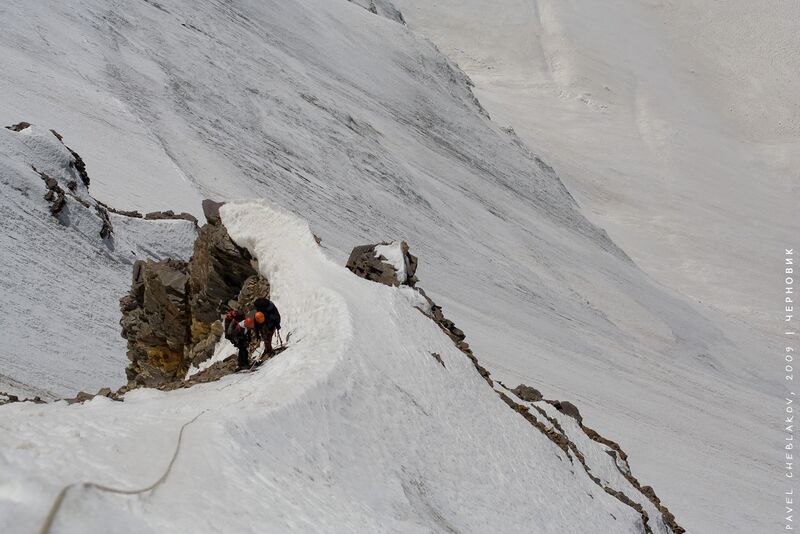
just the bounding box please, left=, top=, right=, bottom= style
left=6, top=121, right=31, bottom=132
left=145, top=210, right=198, bottom=224
left=65, top=387, right=119, bottom=405
left=120, top=200, right=269, bottom=387
left=0, top=391, right=45, bottom=405
left=188, top=220, right=260, bottom=321
left=347, top=244, right=397, bottom=286
left=548, top=399, right=583, bottom=424
left=96, top=204, right=114, bottom=239
left=202, top=199, right=224, bottom=225
left=120, top=259, right=191, bottom=386
left=35, top=167, right=67, bottom=215
left=512, top=383, right=543, bottom=403
left=6, top=123, right=113, bottom=239
left=183, top=220, right=266, bottom=371
left=97, top=202, right=144, bottom=218
left=47, top=128, right=90, bottom=187
left=346, top=241, right=418, bottom=287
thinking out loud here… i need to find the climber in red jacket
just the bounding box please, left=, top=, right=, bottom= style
left=224, top=310, right=254, bottom=370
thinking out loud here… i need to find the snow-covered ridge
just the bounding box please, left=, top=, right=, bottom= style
left=2, top=202, right=678, bottom=533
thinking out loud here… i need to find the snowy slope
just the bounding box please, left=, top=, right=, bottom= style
left=393, top=0, right=799, bottom=332
left=0, top=0, right=783, bottom=532
left=0, top=125, right=197, bottom=398
left=389, top=2, right=794, bottom=531
left=1, top=202, right=659, bottom=534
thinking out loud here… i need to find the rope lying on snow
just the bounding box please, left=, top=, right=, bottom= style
left=38, top=410, right=206, bottom=534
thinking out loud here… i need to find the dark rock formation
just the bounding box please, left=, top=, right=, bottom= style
left=6, top=121, right=31, bottom=132
left=34, top=167, right=66, bottom=215
left=202, top=199, right=225, bottom=225
left=346, top=244, right=399, bottom=286
left=65, top=387, right=119, bottom=405
left=0, top=391, right=45, bottom=405
left=120, top=204, right=269, bottom=387
left=156, top=346, right=284, bottom=392
left=120, top=259, right=191, bottom=387
left=0, top=392, right=19, bottom=405
left=346, top=241, right=417, bottom=287
left=96, top=205, right=114, bottom=239
left=66, top=144, right=90, bottom=188
left=184, top=218, right=267, bottom=368
left=512, top=384, right=543, bottom=403
left=145, top=210, right=199, bottom=224
left=498, top=391, right=571, bottom=453
left=97, top=201, right=143, bottom=218
left=48, top=128, right=90, bottom=187
left=167, top=355, right=239, bottom=390
left=548, top=400, right=583, bottom=424
left=188, top=220, right=259, bottom=323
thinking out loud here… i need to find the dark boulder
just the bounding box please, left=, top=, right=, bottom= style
left=512, top=384, right=544, bottom=403
left=346, top=244, right=399, bottom=286
left=549, top=400, right=583, bottom=424
left=345, top=241, right=417, bottom=287
left=202, top=199, right=225, bottom=225
left=0, top=392, right=20, bottom=405
left=6, top=122, right=31, bottom=132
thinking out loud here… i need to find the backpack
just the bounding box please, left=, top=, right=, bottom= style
left=254, top=298, right=281, bottom=330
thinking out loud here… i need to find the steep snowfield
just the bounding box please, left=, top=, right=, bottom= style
left=394, top=0, right=799, bottom=333
left=390, top=2, right=795, bottom=530
left=1, top=202, right=657, bottom=534
left=0, top=0, right=783, bottom=531
left=0, top=126, right=197, bottom=398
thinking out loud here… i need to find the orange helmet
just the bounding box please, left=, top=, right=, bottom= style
left=244, top=317, right=254, bottom=329
left=255, top=311, right=266, bottom=324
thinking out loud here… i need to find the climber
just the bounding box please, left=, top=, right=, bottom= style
left=252, top=297, right=281, bottom=355
left=224, top=309, right=253, bottom=370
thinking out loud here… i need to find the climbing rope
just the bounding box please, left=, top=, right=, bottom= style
left=38, top=410, right=206, bottom=534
